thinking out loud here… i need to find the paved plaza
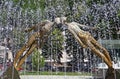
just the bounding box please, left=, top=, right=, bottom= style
left=20, top=75, right=94, bottom=79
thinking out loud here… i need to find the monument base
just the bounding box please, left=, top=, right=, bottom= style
left=0, top=65, right=20, bottom=79
left=94, top=68, right=120, bottom=79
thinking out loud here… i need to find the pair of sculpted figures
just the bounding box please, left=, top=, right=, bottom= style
left=12, top=17, right=116, bottom=79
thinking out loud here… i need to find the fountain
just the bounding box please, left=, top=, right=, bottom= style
left=0, top=0, right=120, bottom=79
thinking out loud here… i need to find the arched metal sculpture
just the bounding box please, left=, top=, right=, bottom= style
left=0, top=17, right=119, bottom=79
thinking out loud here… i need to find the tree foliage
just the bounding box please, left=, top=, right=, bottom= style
left=42, top=28, right=64, bottom=63
left=32, top=48, right=45, bottom=71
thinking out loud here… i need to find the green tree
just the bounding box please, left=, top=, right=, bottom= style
left=32, top=48, right=45, bottom=71
left=42, top=28, right=64, bottom=63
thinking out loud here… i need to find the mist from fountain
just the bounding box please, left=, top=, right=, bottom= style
left=0, top=0, right=120, bottom=79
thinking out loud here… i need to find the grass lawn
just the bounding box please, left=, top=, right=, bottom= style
left=20, top=71, right=91, bottom=76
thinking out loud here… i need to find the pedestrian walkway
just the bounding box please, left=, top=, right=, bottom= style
left=20, top=75, right=93, bottom=79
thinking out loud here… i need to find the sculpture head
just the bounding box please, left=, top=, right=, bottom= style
left=41, top=20, right=54, bottom=32
left=54, top=17, right=67, bottom=24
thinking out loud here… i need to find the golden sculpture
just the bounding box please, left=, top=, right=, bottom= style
left=13, top=20, right=54, bottom=70
left=13, top=17, right=115, bottom=79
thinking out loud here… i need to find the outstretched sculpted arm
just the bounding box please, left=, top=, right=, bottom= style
left=24, top=20, right=50, bottom=32
left=70, top=22, right=97, bottom=30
